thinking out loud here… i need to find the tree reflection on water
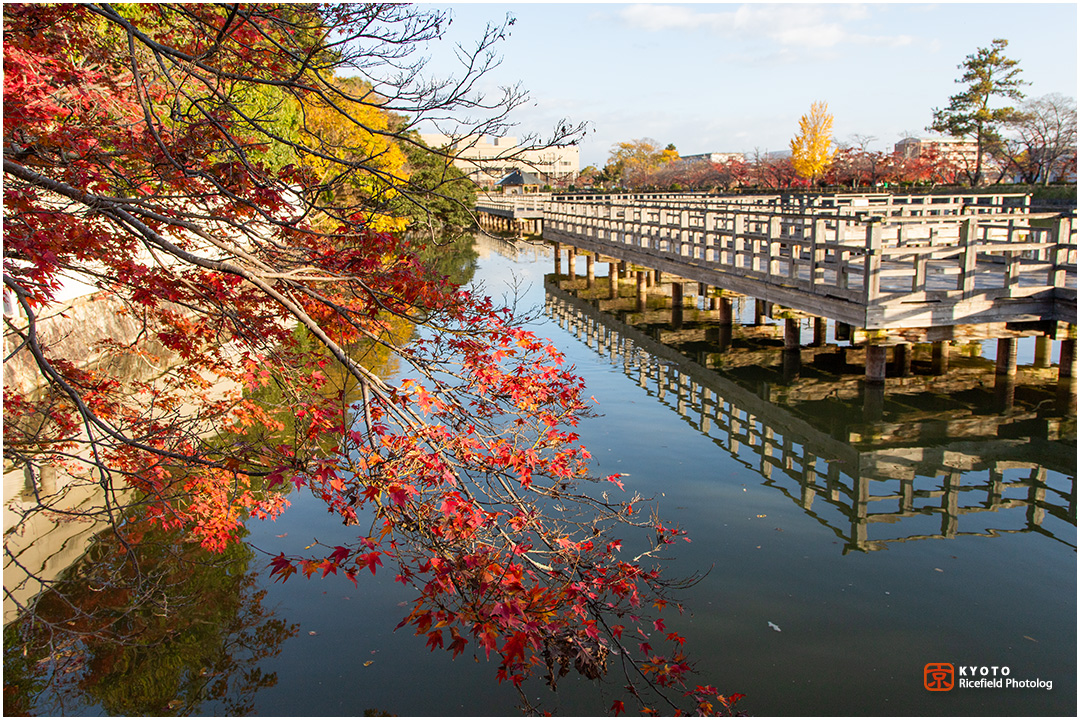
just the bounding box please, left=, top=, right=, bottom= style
left=3, top=518, right=297, bottom=716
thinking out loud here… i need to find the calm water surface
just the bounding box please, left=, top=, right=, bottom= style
left=7, top=235, right=1076, bottom=716
left=245, top=235, right=1075, bottom=716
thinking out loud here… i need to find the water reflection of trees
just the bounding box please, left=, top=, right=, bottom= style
left=3, top=234, right=479, bottom=714
left=3, top=520, right=297, bottom=715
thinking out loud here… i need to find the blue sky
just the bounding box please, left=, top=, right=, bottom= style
left=417, top=3, right=1077, bottom=168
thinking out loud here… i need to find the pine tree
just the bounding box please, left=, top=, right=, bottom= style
left=929, top=38, right=1027, bottom=185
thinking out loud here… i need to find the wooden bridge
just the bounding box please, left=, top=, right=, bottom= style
left=477, top=191, right=1077, bottom=385
left=545, top=278, right=1076, bottom=553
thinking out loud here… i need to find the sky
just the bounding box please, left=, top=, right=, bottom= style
left=414, top=2, right=1078, bottom=168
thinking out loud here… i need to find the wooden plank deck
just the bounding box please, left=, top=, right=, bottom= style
left=541, top=194, right=1076, bottom=331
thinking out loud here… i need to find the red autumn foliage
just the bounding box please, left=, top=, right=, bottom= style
left=3, top=4, right=740, bottom=714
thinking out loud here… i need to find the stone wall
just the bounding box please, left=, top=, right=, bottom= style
left=4, top=291, right=176, bottom=395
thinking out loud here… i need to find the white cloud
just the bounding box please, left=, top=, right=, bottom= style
left=618, top=3, right=912, bottom=51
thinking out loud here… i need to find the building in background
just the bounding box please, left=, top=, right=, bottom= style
left=894, top=137, right=979, bottom=165
left=420, top=133, right=579, bottom=188
left=680, top=152, right=746, bottom=164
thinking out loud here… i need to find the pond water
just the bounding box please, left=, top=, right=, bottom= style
left=5, top=234, right=1075, bottom=716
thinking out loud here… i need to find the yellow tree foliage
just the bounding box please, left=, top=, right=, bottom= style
left=300, top=77, right=409, bottom=232
left=790, top=101, right=836, bottom=182
left=604, top=138, right=665, bottom=184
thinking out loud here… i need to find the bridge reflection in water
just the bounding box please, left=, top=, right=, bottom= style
left=544, top=274, right=1076, bottom=554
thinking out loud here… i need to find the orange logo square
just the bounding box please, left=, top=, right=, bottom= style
left=924, top=663, right=954, bottom=691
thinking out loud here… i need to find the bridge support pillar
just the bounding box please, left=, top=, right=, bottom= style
left=931, top=341, right=950, bottom=375
left=654, top=269, right=663, bottom=285
left=671, top=282, right=684, bottom=329
left=1057, top=332, right=1076, bottom=413
left=566, top=248, right=576, bottom=280
left=754, top=299, right=767, bottom=325
left=553, top=242, right=561, bottom=276
left=784, top=318, right=800, bottom=351
left=636, top=271, right=647, bottom=312
left=718, top=297, right=733, bottom=326
left=1033, top=335, right=1053, bottom=368
left=1058, top=333, right=1076, bottom=387
left=893, top=343, right=912, bottom=377
left=835, top=322, right=852, bottom=342
left=609, top=264, right=618, bottom=299
left=586, top=254, right=595, bottom=288
left=813, top=317, right=827, bottom=347
left=995, top=337, right=1018, bottom=378
left=865, top=345, right=887, bottom=385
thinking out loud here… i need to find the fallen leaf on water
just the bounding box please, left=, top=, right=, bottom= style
left=1023, top=636, right=1038, bottom=643
left=364, top=660, right=374, bottom=667
left=767, top=621, right=781, bottom=632
left=756, top=514, right=766, bottom=518
left=934, top=568, right=944, bottom=573
left=308, top=631, right=318, bottom=636
left=276, top=533, right=288, bottom=538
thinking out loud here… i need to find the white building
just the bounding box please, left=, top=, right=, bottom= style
left=680, top=152, right=746, bottom=164
left=420, top=133, right=579, bottom=188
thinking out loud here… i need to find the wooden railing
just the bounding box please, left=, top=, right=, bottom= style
left=475, top=192, right=552, bottom=214
left=543, top=196, right=1076, bottom=315
left=550, top=191, right=1033, bottom=218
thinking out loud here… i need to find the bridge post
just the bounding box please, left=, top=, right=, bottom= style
left=718, top=296, right=733, bottom=326
left=784, top=318, right=800, bottom=351
left=931, top=341, right=950, bottom=374
left=811, top=219, right=826, bottom=289
left=567, top=248, right=576, bottom=280
left=1033, top=335, right=1053, bottom=368
left=636, top=271, right=647, bottom=312
left=893, top=343, right=912, bottom=377
left=586, top=253, right=595, bottom=288
left=671, top=281, right=684, bottom=329
left=609, top=263, right=618, bottom=299
left=754, top=299, right=772, bottom=325
left=994, top=336, right=1019, bottom=411
left=1050, top=216, right=1070, bottom=288
left=995, top=337, right=1018, bottom=378
left=865, top=344, right=887, bottom=384
left=553, top=241, right=561, bottom=276
left=959, top=219, right=978, bottom=297
left=1057, top=329, right=1076, bottom=408
left=863, top=219, right=883, bottom=302
left=812, top=317, right=827, bottom=346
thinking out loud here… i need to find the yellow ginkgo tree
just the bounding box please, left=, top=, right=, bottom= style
left=790, top=101, right=836, bottom=184
left=300, top=76, right=410, bottom=232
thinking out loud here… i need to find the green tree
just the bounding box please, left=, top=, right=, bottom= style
left=395, top=133, right=478, bottom=238
left=929, top=38, right=1027, bottom=186
left=790, top=101, right=835, bottom=184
